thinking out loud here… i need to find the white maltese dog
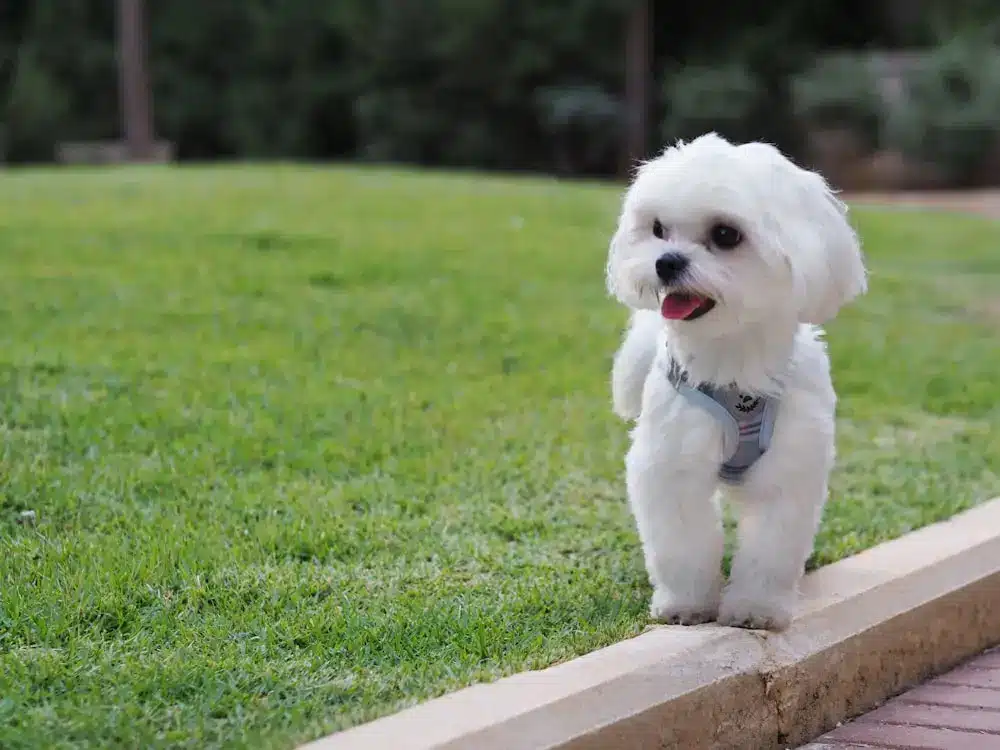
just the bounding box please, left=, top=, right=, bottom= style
left=606, top=133, right=866, bottom=631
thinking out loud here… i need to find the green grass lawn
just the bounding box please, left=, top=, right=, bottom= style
left=1, top=165, right=999, bottom=749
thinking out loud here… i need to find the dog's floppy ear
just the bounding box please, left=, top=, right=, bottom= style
left=605, top=225, right=627, bottom=300
left=783, top=167, right=867, bottom=325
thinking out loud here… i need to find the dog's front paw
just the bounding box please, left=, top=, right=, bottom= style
left=650, top=587, right=718, bottom=626
left=718, top=590, right=793, bottom=631
left=611, top=391, right=642, bottom=421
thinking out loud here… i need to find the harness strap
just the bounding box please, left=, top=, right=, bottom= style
left=666, top=357, right=780, bottom=483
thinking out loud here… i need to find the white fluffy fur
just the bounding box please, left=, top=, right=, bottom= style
left=606, top=133, right=866, bottom=631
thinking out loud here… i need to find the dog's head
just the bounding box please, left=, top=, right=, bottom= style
left=605, top=133, right=867, bottom=335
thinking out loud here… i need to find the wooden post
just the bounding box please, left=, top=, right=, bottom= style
left=117, top=0, right=155, bottom=161
left=622, top=0, right=651, bottom=178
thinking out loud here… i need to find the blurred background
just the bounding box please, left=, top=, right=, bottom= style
left=5, top=1, right=1000, bottom=190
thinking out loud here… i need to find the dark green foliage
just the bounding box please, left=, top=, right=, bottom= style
left=5, top=0, right=629, bottom=171
left=661, top=64, right=763, bottom=146
left=535, top=85, right=623, bottom=175
left=1, top=0, right=905, bottom=172
left=347, top=0, right=625, bottom=172
left=0, top=0, right=31, bottom=107
left=150, top=0, right=359, bottom=160
left=885, top=36, right=1000, bottom=186
left=791, top=54, right=884, bottom=148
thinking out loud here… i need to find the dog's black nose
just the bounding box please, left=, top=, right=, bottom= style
left=655, top=252, right=689, bottom=284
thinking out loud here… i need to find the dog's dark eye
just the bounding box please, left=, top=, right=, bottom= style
left=652, top=219, right=664, bottom=239
left=710, top=223, right=742, bottom=250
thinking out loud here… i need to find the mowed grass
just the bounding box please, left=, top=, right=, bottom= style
left=1, top=165, right=999, bottom=749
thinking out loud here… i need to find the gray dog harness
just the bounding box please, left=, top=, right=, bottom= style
left=666, top=358, right=780, bottom=483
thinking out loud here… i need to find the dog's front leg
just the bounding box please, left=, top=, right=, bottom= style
left=626, top=447, right=723, bottom=625
left=611, top=311, right=660, bottom=420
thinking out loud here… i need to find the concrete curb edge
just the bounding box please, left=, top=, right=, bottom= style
left=302, top=497, right=1000, bottom=750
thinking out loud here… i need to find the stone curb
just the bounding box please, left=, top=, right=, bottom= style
left=302, top=498, right=1000, bottom=750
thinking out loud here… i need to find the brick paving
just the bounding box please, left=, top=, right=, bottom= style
left=799, top=648, right=1000, bottom=749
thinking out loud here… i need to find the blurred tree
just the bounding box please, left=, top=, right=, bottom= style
left=347, top=0, right=626, bottom=172
left=654, top=0, right=888, bottom=154
left=0, top=0, right=33, bottom=160
left=117, top=0, right=156, bottom=160
left=2, top=0, right=911, bottom=173
left=884, top=0, right=1000, bottom=45
left=9, top=0, right=118, bottom=161
left=623, top=0, right=651, bottom=173
left=150, top=0, right=357, bottom=160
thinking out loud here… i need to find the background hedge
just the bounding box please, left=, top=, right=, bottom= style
left=2, top=0, right=998, bottom=178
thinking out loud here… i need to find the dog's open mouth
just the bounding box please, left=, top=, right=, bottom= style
left=660, top=293, right=716, bottom=321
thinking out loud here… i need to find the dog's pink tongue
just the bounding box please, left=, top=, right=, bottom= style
left=661, top=293, right=705, bottom=320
